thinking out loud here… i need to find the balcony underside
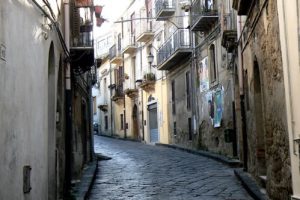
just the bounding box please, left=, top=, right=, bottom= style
left=125, top=88, right=139, bottom=98
left=70, top=47, right=94, bottom=72
left=157, top=49, right=192, bottom=71
left=191, top=16, right=218, bottom=32
left=156, top=9, right=175, bottom=21
left=222, top=30, right=237, bottom=53
left=136, top=32, right=155, bottom=43
left=98, top=104, right=108, bottom=112
left=110, top=56, right=123, bottom=65
left=122, top=46, right=137, bottom=55
left=139, top=81, right=155, bottom=91
left=233, top=0, right=253, bottom=15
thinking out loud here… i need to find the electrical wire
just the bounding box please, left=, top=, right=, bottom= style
left=31, top=0, right=70, bottom=58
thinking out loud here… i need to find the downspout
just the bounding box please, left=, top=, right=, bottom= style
left=140, top=47, right=145, bottom=141
left=123, top=55, right=127, bottom=138
left=110, top=62, right=113, bottom=136
left=64, top=0, right=72, bottom=195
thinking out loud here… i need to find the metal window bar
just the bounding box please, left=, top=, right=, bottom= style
left=157, top=29, right=190, bottom=66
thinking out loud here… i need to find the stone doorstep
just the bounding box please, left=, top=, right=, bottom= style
left=234, top=169, right=269, bottom=200
left=70, top=160, right=98, bottom=200
left=155, top=143, right=242, bottom=168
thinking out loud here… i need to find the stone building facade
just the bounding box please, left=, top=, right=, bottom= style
left=234, top=0, right=292, bottom=199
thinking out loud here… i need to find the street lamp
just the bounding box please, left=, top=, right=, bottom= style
left=147, top=51, right=154, bottom=75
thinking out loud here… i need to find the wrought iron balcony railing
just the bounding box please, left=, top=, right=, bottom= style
left=190, top=0, right=218, bottom=32
left=109, top=44, right=123, bottom=64
left=122, top=34, right=137, bottom=54
left=154, top=0, right=175, bottom=20
left=136, top=20, right=154, bottom=43
left=157, top=29, right=192, bottom=70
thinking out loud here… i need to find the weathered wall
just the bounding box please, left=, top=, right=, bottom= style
left=0, top=1, right=63, bottom=199
left=168, top=63, right=193, bottom=147
left=242, top=1, right=291, bottom=199
left=72, top=74, right=93, bottom=179
left=196, top=35, right=236, bottom=157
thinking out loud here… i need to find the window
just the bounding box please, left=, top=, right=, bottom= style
left=186, top=71, right=191, bottom=110
left=103, top=78, right=107, bottom=99
left=171, top=80, right=176, bottom=115
left=173, top=121, right=177, bottom=136
left=93, top=97, right=97, bottom=114
left=209, top=44, right=217, bottom=83
left=130, top=12, right=135, bottom=35
left=105, top=116, right=108, bottom=130
left=188, top=118, right=192, bottom=140
left=121, top=114, right=124, bottom=130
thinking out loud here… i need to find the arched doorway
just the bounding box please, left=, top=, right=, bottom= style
left=132, top=104, right=139, bottom=140
left=48, top=42, right=56, bottom=200
left=253, top=59, right=266, bottom=176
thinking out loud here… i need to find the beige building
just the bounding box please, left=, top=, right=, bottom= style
left=95, top=0, right=170, bottom=144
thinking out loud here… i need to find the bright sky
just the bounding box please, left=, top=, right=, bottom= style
left=94, top=0, right=133, bottom=38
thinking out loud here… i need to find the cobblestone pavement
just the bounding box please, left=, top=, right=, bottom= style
left=88, top=136, right=253, bottom=200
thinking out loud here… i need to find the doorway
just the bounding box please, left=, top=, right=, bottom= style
left=253, top=59, right=266, bottom=176
left=48, top=42, right=56, bottom=200
left=148, top=103, right=158, bottom=143
left=132, top=104, right=139, bottom=140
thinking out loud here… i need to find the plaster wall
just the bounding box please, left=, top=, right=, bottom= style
left=0, top=1, right=63, bottom=199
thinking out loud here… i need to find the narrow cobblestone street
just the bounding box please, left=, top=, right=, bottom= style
left=88, top=136, right=253, bottom=200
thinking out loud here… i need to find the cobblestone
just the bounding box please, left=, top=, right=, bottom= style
left=88, top=136, right=253, bottom=200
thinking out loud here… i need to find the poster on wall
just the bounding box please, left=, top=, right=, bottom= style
left=213, top=90, right=223, bottom=128
left=199, top=57, right=209, bottom=92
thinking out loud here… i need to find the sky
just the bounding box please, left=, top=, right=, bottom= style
left=93, top=0, right=133, bottom=38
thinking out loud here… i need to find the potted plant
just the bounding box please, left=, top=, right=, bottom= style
left=144, top=72, right=155, bottom=81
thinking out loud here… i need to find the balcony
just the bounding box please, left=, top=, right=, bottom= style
left=154, top=0, right=175, bottom=21
left=124, top=88, right=139, bottom=98
left=109, top=44, right=123, bottom=65
left=122, top=35, right=137, bottom=55
left=190, top=0, right=219, bottom=32
left=70, top=4, right=94, bottom=73
left=98, top=104, right=108, bottom=112
left=136, top=21, right=155, bottom=43
left=232, top=0, right=253, bottom=15
left=139, top=72, right=156, bottom=92
left=111, top=85, right=124, bottom=103
left=221, top=14, right=237, bottom=52
left=157, top=29, right=192, bottom=70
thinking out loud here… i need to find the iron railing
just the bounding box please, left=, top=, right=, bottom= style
left=122, top=34, right=136, bottom=49
left=154, top=0, right=175, bottom=16
left=157, top=29, right=190, bottom=66
left=191, top=0, right=218, bottom=27
left=109, top=44, right=122, bottom=60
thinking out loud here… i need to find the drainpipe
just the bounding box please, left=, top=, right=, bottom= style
left=64, top=0, right=72, bottom=195
left=140, top=47, right=145, bottom=141
left=110, top=62, right=113, bottom=136
left=237, top=15, right=248, bottom=171
left=122, top=54, right=127, bottom=138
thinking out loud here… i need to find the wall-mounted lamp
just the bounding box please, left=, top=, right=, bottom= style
left=147, top=52, right=154, bottom=66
